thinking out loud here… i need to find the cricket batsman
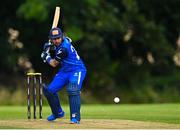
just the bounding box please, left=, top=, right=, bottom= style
left=41, top=27, right=87, bottom=124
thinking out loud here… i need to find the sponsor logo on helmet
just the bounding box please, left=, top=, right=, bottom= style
left=52, top=30, right=59, bottom=35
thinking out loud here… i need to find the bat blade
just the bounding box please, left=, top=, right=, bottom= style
left=52, top=7, right=60, bottom=29
left=45, top=6, right=60, bottom=53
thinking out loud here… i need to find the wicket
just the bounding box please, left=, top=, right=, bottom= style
left=27, top=72, right=43, bottom=119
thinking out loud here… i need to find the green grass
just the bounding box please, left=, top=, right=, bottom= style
left=0, top=103, right=179, bottom=124
left=85, top=104, right=180, bottom=124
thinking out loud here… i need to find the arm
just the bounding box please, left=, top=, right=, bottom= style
left=41, top=47, right=68, bottom=67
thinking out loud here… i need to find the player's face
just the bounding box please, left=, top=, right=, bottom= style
left=52, top=37, right=62, bottom=46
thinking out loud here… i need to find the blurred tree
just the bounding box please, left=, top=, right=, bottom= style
left=0, top=0, right=180, bottom=103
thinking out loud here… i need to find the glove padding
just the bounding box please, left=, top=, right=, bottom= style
left=43, top=42, right=56, bottom=52
left=41, top=51, right=50, bottom=63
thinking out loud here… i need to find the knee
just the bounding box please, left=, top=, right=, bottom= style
left=43, top=85, right=55, bottom=98
left=43, top=83, right=56, bottom=93
left=67, top=83, right=80, bottom=95
left=43, top=86, right=51, bottom=97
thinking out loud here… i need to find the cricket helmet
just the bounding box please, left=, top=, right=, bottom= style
left=48, top=27, right=63, bottom=39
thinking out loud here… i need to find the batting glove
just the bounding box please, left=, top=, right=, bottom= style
left=41, top=51, right=51, bottom=63
left=43, top=42, right=55, bottom=52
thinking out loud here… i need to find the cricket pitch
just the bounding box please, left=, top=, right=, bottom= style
left=0, top=119, right=180, bottom=129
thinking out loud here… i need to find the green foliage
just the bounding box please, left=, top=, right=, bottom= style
left=0, top=0, right=180, bottom=103
left=85, top=0, right=100, bottom=7
left=17, top=0, right=49, bottom=21
left=65, top=26, right=83, bottom=41
left=0, top=87, right=25, bottom=105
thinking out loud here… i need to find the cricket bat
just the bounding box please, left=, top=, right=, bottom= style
left=46, top=6, right=60, bottom=53
left=51, top=6, right=60, bottom=29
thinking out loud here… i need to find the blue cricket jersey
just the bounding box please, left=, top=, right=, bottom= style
left=55, top=37, right=86, bottom=72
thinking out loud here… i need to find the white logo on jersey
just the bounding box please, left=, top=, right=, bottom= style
left=74, top=73, right=78, bottom=76
left=58, top=49, right=62, bottom=54
left=70, top=45, right=80, bottom=60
